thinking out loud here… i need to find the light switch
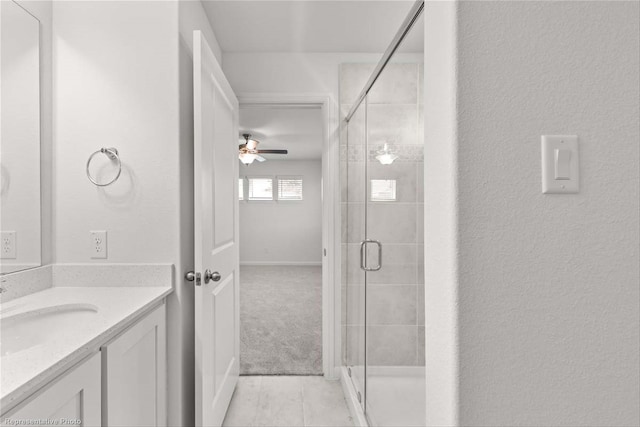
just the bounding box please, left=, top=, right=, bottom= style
left=541, top=135, right=579, bottom=194
left=554, top=149, right=571, bottom=180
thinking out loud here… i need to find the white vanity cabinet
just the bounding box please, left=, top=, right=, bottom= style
left=1, top=353, right=102, bottom=427
left=101, top=304, right=167, bottom=427
left=1, top=302, right=167, bottom=427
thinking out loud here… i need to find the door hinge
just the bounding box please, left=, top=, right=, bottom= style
left=348, top=367, right=352, bottom=377
left=357, top=391, right=362, bottom=403
left=323, top=248, right=327, bottom=256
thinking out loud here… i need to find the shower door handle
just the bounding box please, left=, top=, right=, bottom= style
left=360, top=239, right=382, bottom=272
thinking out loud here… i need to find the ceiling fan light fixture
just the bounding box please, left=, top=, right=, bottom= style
left=239, top=152, right=257, bottom=165
left=238, top=132, right=288, bottom=165
left=376, top=143, right=398, bottom=165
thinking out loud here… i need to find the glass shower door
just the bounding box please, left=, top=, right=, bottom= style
left=364, top=62, right=425, bottom=427
left=342, top=61, right=425, bottom=426
left=344, top=96, right=368, bottom=413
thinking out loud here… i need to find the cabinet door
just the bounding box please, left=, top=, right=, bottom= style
left=2, top=353, right=101, bottom=427
left=102, top=304, right=166, bottom=427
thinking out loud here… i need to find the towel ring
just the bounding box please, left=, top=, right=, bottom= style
left=86, top=147, right=122, bottom=187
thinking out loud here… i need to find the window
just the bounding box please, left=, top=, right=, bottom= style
left=277, top=177, right=303, bottom=201
left=247, top=177, right=274, bottom=201
left=370, top=179, right=397, bottom=201
left=239, top=178, right=244, bottom=200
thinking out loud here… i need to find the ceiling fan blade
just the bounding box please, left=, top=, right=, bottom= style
left=239, top=144, right=247, bottom=150
left=256, top=149, right=288, bottom=154
left=255, top=155, right=266, bottom=162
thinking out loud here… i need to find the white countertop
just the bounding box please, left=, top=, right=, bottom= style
left=0, top=285, right=172, bottom=411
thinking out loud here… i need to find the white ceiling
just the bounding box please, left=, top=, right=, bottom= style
left=202, top=1, right=423, bottom=53
left=239, top=106, right=324, bottom=160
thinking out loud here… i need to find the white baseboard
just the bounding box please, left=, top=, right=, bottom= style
left=240, top=261, right=322, bottom=266
left=340, top=367, right=368, bottom=427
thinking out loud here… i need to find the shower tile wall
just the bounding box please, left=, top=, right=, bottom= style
left=340, top=63, right=425, bottom=367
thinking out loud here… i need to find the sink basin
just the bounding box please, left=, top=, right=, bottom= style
left=0, top=304, right=99, bottom=357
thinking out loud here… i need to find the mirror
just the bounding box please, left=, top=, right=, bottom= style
left=0, top=1, right=41, bottom=274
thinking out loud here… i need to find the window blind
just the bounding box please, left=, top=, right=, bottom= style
left=277, top=177, right=303, bottom=200
left=248, top=178, right=273, bottom=201
left=370, top=179, right=397, bottom=201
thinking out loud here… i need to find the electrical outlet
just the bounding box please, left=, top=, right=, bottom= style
left=90, top=231, right=107, bottom=259
left=1, top=231, right=16, bottom=259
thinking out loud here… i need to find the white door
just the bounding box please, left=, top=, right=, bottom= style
left=192, top=30, right=240, bottom=427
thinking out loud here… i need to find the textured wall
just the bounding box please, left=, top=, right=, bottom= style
left=455, top=2, right=640, bottom=425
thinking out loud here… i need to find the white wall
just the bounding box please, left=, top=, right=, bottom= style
left=240, top=160, right=322, bottom=265
left=53, top=1, right=180, bottom=264
left=423, top=2, right=458, bottom=425
left=425, top=2, right=640, bottom=426
left=52, top=2, right=183, bottom=424
left=179, top=0, right=222, bottom=65
left=52, top=2, right=221, bottom=425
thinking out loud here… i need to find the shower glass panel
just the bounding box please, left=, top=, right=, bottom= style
left=342, top=62, right=424, bottom=427
left=344, top=96, right=368, bottom=413
left=342, top=5, right=424, bottom=424
left=364, top=60, right=425, bottom=427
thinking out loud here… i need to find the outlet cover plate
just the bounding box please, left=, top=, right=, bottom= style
left=90, top=230, right=107, bottom=259
left=1, top=231, right=17, bottom=259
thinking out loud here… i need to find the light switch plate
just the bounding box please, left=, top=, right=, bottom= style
left=541, top=135, right=579, bottom=194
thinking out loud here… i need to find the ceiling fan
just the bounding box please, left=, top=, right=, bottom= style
left=238, top=133, right=288, bottom=165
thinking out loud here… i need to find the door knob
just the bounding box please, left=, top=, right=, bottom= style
left=204, top=269, right=221, bottom=284
left=185, top=271, right=201, bottom=286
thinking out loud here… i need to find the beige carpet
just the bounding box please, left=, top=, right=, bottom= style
left=240, top=265, right=323, bottom=375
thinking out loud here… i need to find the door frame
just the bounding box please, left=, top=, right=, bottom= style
left=236, top=93, right=340, bottom=380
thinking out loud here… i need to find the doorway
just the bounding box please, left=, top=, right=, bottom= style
left=238, top=105, right=324, bottom=375
left=235, top=94, right=340, bottom=380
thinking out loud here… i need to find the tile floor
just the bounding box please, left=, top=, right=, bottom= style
left=223, top=376, right=354, bottom=427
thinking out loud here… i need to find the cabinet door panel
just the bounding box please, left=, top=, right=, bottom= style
left=102, top=304, right=166, bottom=427
left=2, top=353, right=101, bottom=427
